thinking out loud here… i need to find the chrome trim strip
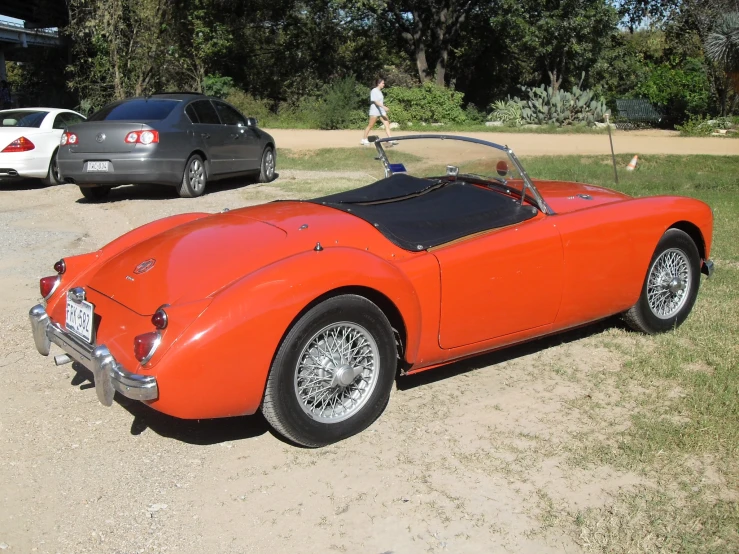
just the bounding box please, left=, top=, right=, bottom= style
left=702, top=259, right=714, bottom=277
left=28, top=304, right=158, bottom=404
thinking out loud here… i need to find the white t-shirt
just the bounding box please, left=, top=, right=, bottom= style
left=369, top=87, right=385, bottom=116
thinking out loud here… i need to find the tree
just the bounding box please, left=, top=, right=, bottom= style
left=362, top=0, right=483, bottom=86
left=704, top=12, right=739, bottom=114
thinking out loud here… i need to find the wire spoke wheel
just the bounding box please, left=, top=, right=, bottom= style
left=646, top=248, right=691, bottom=319
left=294, top=322, right=380, bottom=424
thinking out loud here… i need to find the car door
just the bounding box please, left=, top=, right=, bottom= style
left=189, top=100, right=232, bottom=175
left=432, top=215, right=564, bottom=349
left=212, top=101, right=260, bottom=171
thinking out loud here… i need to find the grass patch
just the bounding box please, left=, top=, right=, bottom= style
left=279, top=147, right=423, bottom=172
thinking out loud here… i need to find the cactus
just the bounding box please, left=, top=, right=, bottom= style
left=488, top=84, right=607, bottom=127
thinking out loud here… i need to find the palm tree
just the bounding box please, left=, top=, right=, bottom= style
left=704, top=12, right=739, bottom=115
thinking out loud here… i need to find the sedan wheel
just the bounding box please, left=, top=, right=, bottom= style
left=258, top=147, right=276, bottom=183
left=262, top=295, right=397, bottom=447
left=623, top=229, right=701, bottom=334
left=178, top=154, right=207, bottom=198
left=43, top=150, right=60, bottom=186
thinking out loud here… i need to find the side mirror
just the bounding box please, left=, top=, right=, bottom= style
left=246, top=117, right=258, bottom=127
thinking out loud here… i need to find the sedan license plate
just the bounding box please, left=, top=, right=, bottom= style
left=87, top=161, right=109, bottom=172
left=66, top=295, right=94, bottom=343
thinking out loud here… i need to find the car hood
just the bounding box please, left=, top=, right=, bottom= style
left=87, top=201, right=403, bottom=315
left=534, top=180, right=631, bottom=214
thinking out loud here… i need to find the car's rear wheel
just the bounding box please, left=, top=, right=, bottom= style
left=178, top=154, right=207, bottom=198
left=42, top=149, right=60, bottom=186
left=258, top=146, right=276, bottom=183
left=623, top=228, right=701, bottom=334
left=262, top=294, right=397, bottom=447
left=79, top=185, right=111, bottom=201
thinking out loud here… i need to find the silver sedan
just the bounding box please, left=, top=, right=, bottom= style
left=57, top=93, right=276, bottom=200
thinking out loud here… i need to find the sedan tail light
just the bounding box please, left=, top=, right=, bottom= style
left=2, top=137, right=35, bottom=152
left=61, top=132, right=78, bottom=146
left=134, top=331, right=161, bottom=365
left=40, top=276, right=60, bottom=300
left=124, top=130, right=159, bottom=145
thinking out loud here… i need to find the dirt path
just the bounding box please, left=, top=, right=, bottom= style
left=0, top=176, right=654, bottom=554
left=267, top=128, right=739, bottom=156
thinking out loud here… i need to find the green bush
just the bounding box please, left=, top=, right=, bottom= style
left=225, top=89, right=275, bottom=124
left=312, top=77, right=366, bottom=130
left=490, top=85, right=607, bottom=127
left=676, top=116, right=737, bottom=136
left=632, top=58, right=711, bottom=124
left=203, top=74, right=234, bottom=98
left=384, top=82, right=467, bottom=124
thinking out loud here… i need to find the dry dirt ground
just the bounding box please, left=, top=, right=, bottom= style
left=0, top=132, right=731, bottom=553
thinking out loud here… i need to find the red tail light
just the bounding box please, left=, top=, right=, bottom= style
left=40, top=276, right=60, bottom=299
left=124, top=130, right=159, bottom=145
left=134, top=331, right=161, bottom=364
left=61, top=132, right=78, bottom=146
left=2, top=137, right=35, bottom=153
left=151, top=308, right=168, bottom=329
left=54, top=259, right=66, bottom=274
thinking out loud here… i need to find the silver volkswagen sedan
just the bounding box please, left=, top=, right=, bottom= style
left=57, top=93, right=276, bottom=200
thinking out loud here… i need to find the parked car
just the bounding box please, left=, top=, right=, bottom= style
left=29, top=135, right=713, bottom=447
left=0, top=108, right=86, bottom=185
left=57, top=93, right=276, bottom=200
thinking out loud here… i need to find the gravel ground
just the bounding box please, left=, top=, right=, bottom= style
left=0, top=157, right=672, bottom=553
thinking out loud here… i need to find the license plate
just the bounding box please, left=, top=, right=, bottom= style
left=66, top=295, right=95, bottom=343
left=87, top=161, right=109, bottom=172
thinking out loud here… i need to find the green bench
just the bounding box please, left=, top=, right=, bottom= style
left=615, top=99, right=663, bottom=129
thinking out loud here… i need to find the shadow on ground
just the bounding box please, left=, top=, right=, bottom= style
left=72, top=174, right=273, bottom=204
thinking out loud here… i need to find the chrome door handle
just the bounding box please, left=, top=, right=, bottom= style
left=201, top=133, right=210, bottom=139
left=230, top=133, right=240, bottom=139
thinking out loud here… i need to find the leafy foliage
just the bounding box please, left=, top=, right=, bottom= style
left=384, top=82, right=467, bottom=124
left=492, top=85, right=607, bottom=127
left=704, top=12, right=739, bottom=71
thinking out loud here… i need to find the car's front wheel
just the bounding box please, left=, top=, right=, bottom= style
left=623, top=228, right=702, bottom=334
left=262, top=295, right=397, bottom=447
left=258, top=146, right=276, bottom=183
left=178, top=154, right=207, bottom=198
left=79, top=185, right=111, bottom=201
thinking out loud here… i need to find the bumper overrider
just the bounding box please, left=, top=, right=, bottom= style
left=29, top=304, right=158, bottom=406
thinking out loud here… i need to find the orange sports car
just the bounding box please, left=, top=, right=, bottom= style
left=29, top=136, right=714, bottom=447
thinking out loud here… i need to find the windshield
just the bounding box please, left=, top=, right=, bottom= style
left=372, top=135, right=551, bottom=214
left=0, top=110, right=48, bottom=128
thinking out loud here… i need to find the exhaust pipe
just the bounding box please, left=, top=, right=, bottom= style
left=54, top=354, right=72, bottom=366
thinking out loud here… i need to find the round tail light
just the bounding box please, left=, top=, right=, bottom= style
left=54, top=259, right=66, bottom=274
left=151, top=308, right=168, bottom=329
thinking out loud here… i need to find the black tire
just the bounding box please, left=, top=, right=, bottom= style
left=623, top=228, right=701, bottom=334
left=262, top=294, right=397, bottom=447
left=258, top=146, right=276, bottom=183
left=178, top=154, right=207, bottom=198
left=79, top=186, right=111, bottom=201
left=42, top=149, right=60, bottom=186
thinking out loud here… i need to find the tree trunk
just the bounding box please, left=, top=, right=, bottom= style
left=434, top=50, right=447, bottom=86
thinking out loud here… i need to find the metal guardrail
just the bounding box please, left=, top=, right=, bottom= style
left=0, top=20, right=59, bottom=36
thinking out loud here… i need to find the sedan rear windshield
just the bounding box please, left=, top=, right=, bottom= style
left=88, top=99, right=180, bottom=121
left=1, top=110, right=48, bottom=128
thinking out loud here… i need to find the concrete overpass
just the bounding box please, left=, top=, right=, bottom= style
left=1, top=0, right=68, bottom=80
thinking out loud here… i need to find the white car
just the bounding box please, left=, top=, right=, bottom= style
left=0, top=108, right=86, bottom=185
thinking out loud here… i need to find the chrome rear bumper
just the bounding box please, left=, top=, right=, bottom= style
left=29, top=304, right=158, bottom=406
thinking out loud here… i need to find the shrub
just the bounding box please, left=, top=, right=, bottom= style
left=312, top=77, right=366, bottom=130
left=384, top=82, right=467, bottom=124
left=203, top=74, right=234, bottom=98
left=676, top=116, right=736, bottom=136
left=225, top=89, right=274, bottom=124
left=489, top=85, right=607, bottom=127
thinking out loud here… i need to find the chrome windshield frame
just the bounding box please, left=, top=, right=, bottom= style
left=373, top=134, right=555, bottom=215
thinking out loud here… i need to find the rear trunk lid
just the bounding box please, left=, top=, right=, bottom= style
left=87, top=212, right=289, bottom=314
left=67, top=122, right=147, bottom=154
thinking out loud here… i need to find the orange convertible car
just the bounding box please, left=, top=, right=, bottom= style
left=30, top=136, right=714, bottom=446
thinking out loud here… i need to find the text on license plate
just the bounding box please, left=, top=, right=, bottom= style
left=66, top=296, right=94, bottom=343
left=87, top=161, right=109, bottom=172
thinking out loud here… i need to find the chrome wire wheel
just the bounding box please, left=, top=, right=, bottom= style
left=647, top=248, right=691, bottom=319
left=188, top=158, right=205, bottom=193
left=294, top=322, right=380, bottom=424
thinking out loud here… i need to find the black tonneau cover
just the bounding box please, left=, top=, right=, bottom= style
left=310, top=174, right=538, bottom=251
